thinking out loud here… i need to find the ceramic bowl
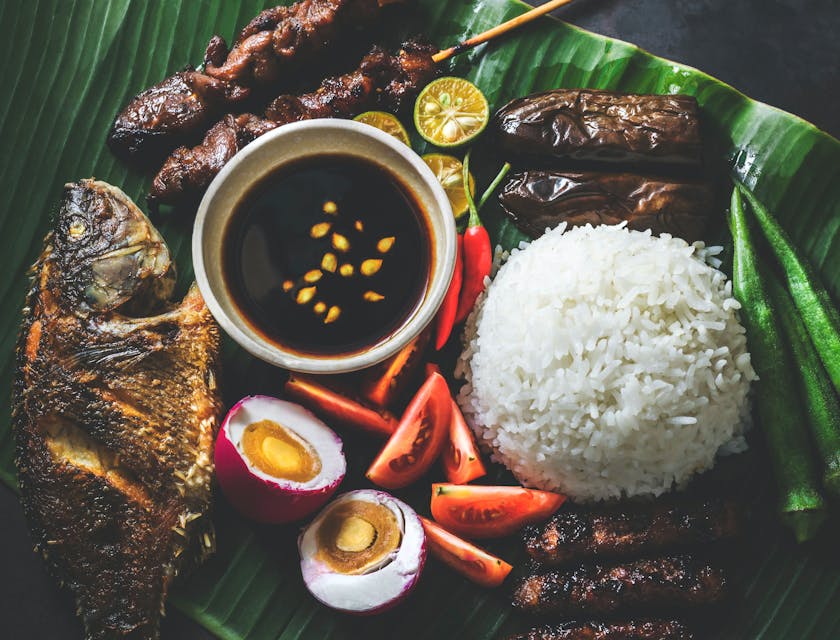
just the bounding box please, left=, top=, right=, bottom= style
left=193, top=119, right=456, bottom=374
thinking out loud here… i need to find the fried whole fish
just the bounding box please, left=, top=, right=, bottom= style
left=13, top=180, right=222, bottom=639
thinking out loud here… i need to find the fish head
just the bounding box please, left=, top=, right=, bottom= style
left=53, top=180, right=175, bottom=313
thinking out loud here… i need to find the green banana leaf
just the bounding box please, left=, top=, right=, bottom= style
left=2, top=0, right=840, bottom=638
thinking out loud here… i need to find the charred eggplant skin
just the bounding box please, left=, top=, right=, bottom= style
left=493, top=89, right=703, bottom=169
left=507, top=619, right=695, bottom=640
left=498, top=171, right=713, bottom=241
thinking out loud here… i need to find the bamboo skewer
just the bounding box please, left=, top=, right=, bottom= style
left=432, top=0, right=576, bottom=63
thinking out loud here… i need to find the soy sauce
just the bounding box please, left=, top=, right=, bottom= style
left=223, top=154, right=431, bottom=356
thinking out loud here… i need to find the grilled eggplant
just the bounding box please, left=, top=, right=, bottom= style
left=13, top=180, right=222, bottom=639
left=493, top=89, right=703, bottom=169
left=512, top=555, right=727, bottom=617
left=498, top=171, right=713, bottom=241
left=508, top=620, right=694, bottom=640
left=523, top=498, right=741, bottom=567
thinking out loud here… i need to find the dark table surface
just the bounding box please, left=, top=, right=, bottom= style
left=2, top=1, right=838, bottom=639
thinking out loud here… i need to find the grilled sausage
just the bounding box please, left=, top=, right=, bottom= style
left=523, top=498, right=741, bottom=567
left=512, top=555, right=727, bottom=616
left=508, top=619, right=694, bottom=640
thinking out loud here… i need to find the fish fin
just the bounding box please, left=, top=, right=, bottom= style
left=68, top=342, right=152, bottom=370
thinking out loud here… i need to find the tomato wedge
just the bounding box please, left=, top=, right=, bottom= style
left=360, top=328, right=430, bottom=408
left=430, top=483, right=566, bottom=538
left=420, top=516, right=512, bottom=588
left=443, top=400, right=486, bottom=484
left=366, top=372, right=452, bottom=489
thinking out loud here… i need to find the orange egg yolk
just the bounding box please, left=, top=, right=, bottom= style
left=315, top=500, right=401, bottom=575
left=241, top=419, right=320, bottom=483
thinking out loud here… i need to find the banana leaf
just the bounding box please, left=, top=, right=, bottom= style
left=2, top=1, right=840, bottom=638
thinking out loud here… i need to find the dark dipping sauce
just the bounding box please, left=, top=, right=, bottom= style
left=223, top=154, right=431, bottom=356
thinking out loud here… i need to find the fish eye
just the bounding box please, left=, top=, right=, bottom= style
left=67, top=217, right=86, bottom=240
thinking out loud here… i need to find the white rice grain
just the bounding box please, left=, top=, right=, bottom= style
left=457, top=223, right=756, bottom=501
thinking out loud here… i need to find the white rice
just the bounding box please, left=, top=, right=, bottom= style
left=456, top=223, right=756, bottom=502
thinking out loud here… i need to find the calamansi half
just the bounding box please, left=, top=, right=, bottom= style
left=414, top=77, right=489, bottom=147
left=422, top=153, right=475, bottom=220
left=353, top=111, right=410, bottom=145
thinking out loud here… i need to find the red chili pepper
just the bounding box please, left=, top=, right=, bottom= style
left=455, top=224, right=491, bottom=323
left=435, top=234, right=463, bottom=350
left=453, top=151, right=510, bottom=324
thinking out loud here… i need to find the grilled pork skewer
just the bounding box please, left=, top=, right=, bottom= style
left=523, top=498, right=742, bottom=567
left=148, top=41, right=437, bottom=206
left=108, top=0, right=400, bottom=160
left=508, top=620, right=695, bottom=640
left=204, top=0, right=389, bottom=86
left=512, top=555, right=727, bottom=617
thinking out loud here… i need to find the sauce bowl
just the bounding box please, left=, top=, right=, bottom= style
left=193, top=119, right=456, bottom=374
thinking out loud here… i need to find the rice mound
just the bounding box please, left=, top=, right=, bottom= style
left=457, top=223, right=756, bottom=502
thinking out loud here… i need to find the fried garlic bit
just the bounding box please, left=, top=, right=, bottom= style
left=297, top=286, right=317, bottom=305
left=323, top=200, right=338, bottom=215
left=354, top=220, right=364, bottom=232
left=339, top=263, right=354, bottom=277
left=282, top=280, right=294, bottom=292
left=377, top=237, right=395, bottom=253
left=313, top=302, right=327, bottom=315
left=321, top=253, right=337, bottom=273
left=324, top=306, right=341, bottom=324
left=360, top=259, right=382, bottom=276
left=364, top=291, right=385, bottom=302
left=310, top=222, right=332, bottom=238
left=332, top=233, right=350, bottom=252
left=304, top=269, right=323, bottom=283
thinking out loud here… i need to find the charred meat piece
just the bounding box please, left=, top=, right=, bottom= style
left=149, top=40, right=437, bottom=206
left=204, top=0, right=389, bottom=87
left=508, top=620, right=694, bottom=640
left=108, top=68, right=250, bottom=160
left=13, top=180, right=222, bottom=639
left=149, top=113, right=279, bottom=207
left=493, top=89, right=703, bottom=169
left=523, top=498, right=741, bottom=567
left=109, top=0, right=402, bottom=160
left=498, top=171, right=713, bottom=241
left=512, top=555, right=727, bottom=616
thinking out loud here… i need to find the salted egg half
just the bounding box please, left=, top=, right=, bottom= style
left=215, top=395, right=346, bottom=523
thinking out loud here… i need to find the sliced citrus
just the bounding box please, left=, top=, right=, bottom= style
left=414, top=77, right=489, bottom=147
left=353, top=111, right=410, bottom=145
left=422, top=153, right=475, bottom=219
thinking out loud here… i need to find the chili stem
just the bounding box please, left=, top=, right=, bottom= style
left=463, top=149, right=479, bottom=227
left=477, top=162, right=512, bottom=210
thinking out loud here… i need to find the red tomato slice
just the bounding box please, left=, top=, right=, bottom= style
left=366, top=373, right=452, bottom=489
left=420, top=516, right=512, bottom=588
left=430, top=483, right=566, bottom=538
left=443, top=400, right=486, bottom=484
